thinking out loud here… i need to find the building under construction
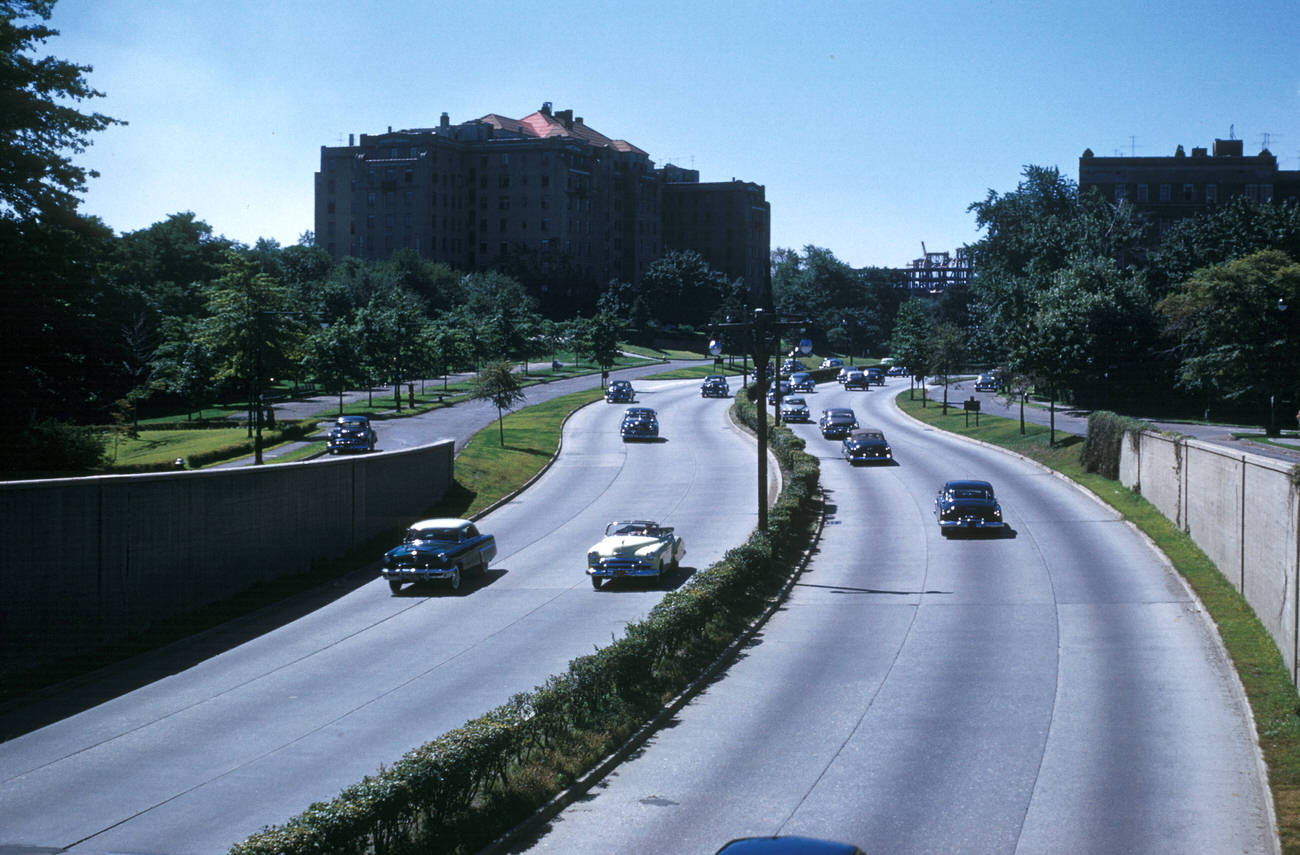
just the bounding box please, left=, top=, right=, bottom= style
left=903, top=245, right=970, bottom=292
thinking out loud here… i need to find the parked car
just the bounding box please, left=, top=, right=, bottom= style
left=700, top=375, right=730, bottom=397
left=780, top=394, right=811, bottom=422
left=842, top=428, right=892, bottom=463
left=620, top=407, right=659, bottom=441
left=934, top=479, right=1005, bottom=536
left=326, top=415, right=377, bottom=453
left=381, top=517, right=497, bottom=593
left=587, top=519, right=685, bottom=589
left=866, top=367, right=885, bottom=386
left=767, top=379, right=793, bottom=403
left=974, top=372, right=998, bottom=392
left=605, top=379, right=635, bottom=403
left=790, top=371, right=816, bottom=393
left=819, top=357, right=844, bottom=370
left=842, top=369, right=869, bottom=390
left=715, top=837, right=865, bottom=855
left=887, top=365, right=908, bottom=376
left=819, top=407, right=858, bottom=439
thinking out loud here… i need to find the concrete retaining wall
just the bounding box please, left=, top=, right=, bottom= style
left=0, top=442, right=453, bottom=682
left=1120, top=431, right=1299, bottom=683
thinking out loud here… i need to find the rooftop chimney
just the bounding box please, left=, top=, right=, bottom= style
left=440, top=112, right=450, bottom=129
left=541, top=101, right=553, bottom=116
left=556, top=108, right=573, bottom=128
left=348, top=133, right=354, bottom=146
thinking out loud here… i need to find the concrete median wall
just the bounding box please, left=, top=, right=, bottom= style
left=1120, top=431, right=1300, bottom=683
left=0, top=441, right=453, bottom=683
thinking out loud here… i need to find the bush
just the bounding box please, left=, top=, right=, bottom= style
left=1080, top=411, right=1146, bottom=480
left=0, top=419, right=107, bottom=474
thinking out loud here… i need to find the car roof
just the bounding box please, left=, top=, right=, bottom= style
left=824, top=408, right=855, bottom=417
left=715, top=837, right=863, bottom=855
left=944, top=479, right=994, bottom=491
left=847, top=429, right=885, bottom=440
left=625, top=407, right=656, bottom=415
left=783, top=395, right=806, bottom=404
left=409, top=517, right=472, bottom=529
left=337, top=415, right=369, bottom=422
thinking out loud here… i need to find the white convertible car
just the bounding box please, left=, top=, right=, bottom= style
left=586, top=520, right=686, bottom=589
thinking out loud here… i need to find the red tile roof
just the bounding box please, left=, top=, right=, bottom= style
left=476, top=108, right=646, bottom=156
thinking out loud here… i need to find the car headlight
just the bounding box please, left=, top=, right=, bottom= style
left=588, top=551, right=600, bottom=564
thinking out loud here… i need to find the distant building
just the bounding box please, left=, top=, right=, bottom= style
left=314, top=104, right=768, bottom=308
left=1078, top=138, right=1300, bottom=238
left=902, top=247, right=970, bottom=292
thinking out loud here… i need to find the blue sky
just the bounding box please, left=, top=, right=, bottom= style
left=45, top=0, right=1300, bottom=268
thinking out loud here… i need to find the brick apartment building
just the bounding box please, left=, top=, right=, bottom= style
left=314, top=104, right=768, bottom=306
left=1078, top=138, right=1300, bottom=239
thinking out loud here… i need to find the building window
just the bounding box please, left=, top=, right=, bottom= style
left=498, top=196, right=509, bottom=210
left=367, top=192, right=376, bottom=207
left=1183, top=184, right=1194, bottom=201
left=500, top=218, right=507, bottom=232
left=1159, top=184, right=1171, bottom=202
left=541, top=175, right=549, bottom=188
left=1206, top=184, right=1217, bottom=203
left=1136, top=184, right=1148, bottom=202
left=541, top=218, right=549, bottom=232
left=500, top=242, right=508, bottom=255
left=499, top=175, right=510, bottom=188
left=1263, top=184, right=1274, bottom=202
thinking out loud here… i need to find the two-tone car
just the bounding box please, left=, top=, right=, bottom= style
left=887, top=365, right=908, bottom=376
left=620, top=407, right=659, bottom=441
left=381, top=517, right=497, bottom=593
left=819, top=407, right=858, bottom=439
left=326, top=415, right=377, bottom=453
left=819, top=357, right=844, bottom=370
left=934, top=479, right=1005, bottom=536
left=780, top=394, right=811, bottom=422
left=790, top=371, right=816, bottom=393
left=866, top=367, right=885, bottom=386
left=842, top=428, right=892, bottom=464
left=700, top=375, right=730, bottom=398
left=605, top=379, right=635, bottom=403
left=587, top=520, right=685, bottom=589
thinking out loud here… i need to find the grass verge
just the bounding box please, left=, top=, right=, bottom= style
left=897, top=390, right=1300, bottom=854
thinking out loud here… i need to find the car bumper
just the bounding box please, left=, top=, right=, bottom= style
left=847, top=453, right=891, bottom=463
left=587, top=560, right=661, bottom=579
left=328, top=441, right=372, bottom=452
left=937, top=518, right=1004, bottom=529
left=382, top=566, right=457, bottom=582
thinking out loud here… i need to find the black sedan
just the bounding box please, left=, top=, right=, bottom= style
left=326, top=415, right=376, bottom=453
left=620, top=407, right=659, bottom=441
left=700, top=375, right=730, bottom=398
left=818, top=407, right=858, bottom=439
left=605, top=380, right=635, bottom=403
left=841, top=428, right=891, bottom=463
left=934, top=479, right=1005, bottom=536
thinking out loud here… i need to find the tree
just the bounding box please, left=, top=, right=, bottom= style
left=641, top=250, right=733, bottom=328
left=0, top=0, right=124, bottom=219
left=574, top=312, right=623, bottom=382
left=927, top=322, right=966, bottom=414
left=889, top=298, right=932, bottom=399
left=1157, top=249, right=1300, bottom=434
left=470, top=361, right=526, bottom=447
left=301, top=319, right=363, bottom=414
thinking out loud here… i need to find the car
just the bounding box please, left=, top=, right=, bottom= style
left=790, top=371, right=816, bottom=393
left=605, top=379, right=635, bottom=403
left=934, top=479, right=1005, bottom=536
left=715, top=837, right=865, bottom=855
left=701, top=375, right=730, bottom=398
left=780, top=394, right=811, bottom=422
left=586, top=519, right=685, bottom=589
left=819, top=407, right=858, bottom=439
left=381, top=517, right=497, bottom=593
left=836, top=366, right=852, bottom=384
left=819, top=357, right=844, bottom=370
left=887, top=365, right=908, bottom=376
left=620, top=407, right=659, bottom=441
left=326, top=415, right=377, bottom=453
left=865, top=367, right=885, bottom=386
left=780, top=359, right=801, bottom=376
left=842, top=428, right=892, bottom=463
left=974, top=372, right=998, bottom=392
left=767, top=379, right=793, bottom=404
left=842, top=369, right=869, bottom=390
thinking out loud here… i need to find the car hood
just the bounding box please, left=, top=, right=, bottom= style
left=590, top=534, right=662, bottom=555
left=385, top=541, right=456, bottom=559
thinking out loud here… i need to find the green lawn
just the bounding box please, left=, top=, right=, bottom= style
left=897, top=390, right=1300, bottom=853
left=108, top=427, right=256, bottom=466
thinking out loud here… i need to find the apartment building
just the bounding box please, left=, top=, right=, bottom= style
left=314, top=104, right=768, bottom=304
left=660, top=165, right=771, bottom=297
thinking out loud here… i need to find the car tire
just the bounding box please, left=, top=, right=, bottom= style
left=388, top=579, right=402, bottom=594
left=591, top=576, right=602, bottom=590
left=448, top=565, right=461, bottom=591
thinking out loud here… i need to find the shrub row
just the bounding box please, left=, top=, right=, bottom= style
left=1079, top=410, right=1147, bottom=480
left=229, top=392, right=820, bottom=855
left=106, top=420, right=322, bottom=474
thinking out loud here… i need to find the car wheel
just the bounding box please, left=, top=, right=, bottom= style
left=591, top=576, right=603, bottom=590
left=448, top=566, right=461, bottom=591
left=388, top=579, right=402, bottom=594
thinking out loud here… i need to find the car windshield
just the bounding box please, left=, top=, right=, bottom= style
left=406, top=528, right=458, bottom=543
left=784, top=396, right=806, bottom=406
left=856, top=432, right=884, bottom=441
left=609, top=521, right=658, bottom=536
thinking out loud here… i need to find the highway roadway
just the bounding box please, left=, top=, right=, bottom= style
left=0, top=376, right=764, bottom=854
left=514, top=377, right=1278, bottom=854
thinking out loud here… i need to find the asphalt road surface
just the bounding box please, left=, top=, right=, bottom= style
left=514, top=377, right=1277, bottom=855
left=0, top=376, right=767, bottom=854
